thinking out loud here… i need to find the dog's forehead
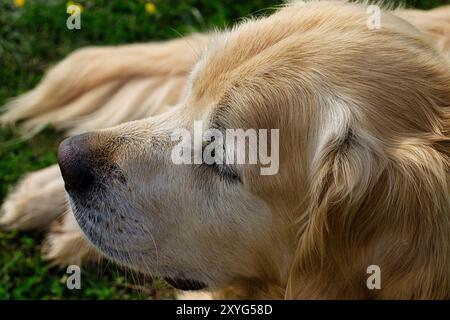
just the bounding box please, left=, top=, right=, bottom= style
left=187, top=1, right=374, bottom=110
left=184, top=0, right=426, bottom=132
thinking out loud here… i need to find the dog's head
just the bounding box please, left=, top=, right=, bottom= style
left=58, top=2, right=450, bottom=298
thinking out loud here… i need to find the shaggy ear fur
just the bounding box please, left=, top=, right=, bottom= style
left=286, top=99, right=450, bottom=300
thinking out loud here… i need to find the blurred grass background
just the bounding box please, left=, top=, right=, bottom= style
left=0, top=0, right=447, bottom=299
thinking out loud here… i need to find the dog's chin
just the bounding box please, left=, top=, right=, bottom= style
left=164, top=277, right=208, bottom=291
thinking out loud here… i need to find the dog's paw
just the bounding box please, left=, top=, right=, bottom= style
left=0, top=165, right=66, bottom=231
left=42, top=212, right=102, bottom=266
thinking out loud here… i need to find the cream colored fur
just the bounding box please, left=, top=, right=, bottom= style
left=1, top=1, right=449, bottom=299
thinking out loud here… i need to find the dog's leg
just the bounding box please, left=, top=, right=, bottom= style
left=0, top=165, right=66, bottom=230
left=0, top=33, right=210, bottom=136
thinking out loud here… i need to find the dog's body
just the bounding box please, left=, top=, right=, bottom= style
left=1, top=1, right=449, bottom=299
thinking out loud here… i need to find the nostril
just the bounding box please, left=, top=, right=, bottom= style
left=57, top=133, right=96, bottom=192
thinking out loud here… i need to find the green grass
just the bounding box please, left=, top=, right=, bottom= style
left=0, top=0, right=447, bottom=299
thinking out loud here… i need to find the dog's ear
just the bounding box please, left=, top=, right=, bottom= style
left=285, top=118, right=388, bottom=298
left=285, top=110, right=450, bottom=299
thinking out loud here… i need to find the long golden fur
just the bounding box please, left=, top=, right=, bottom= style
left=1, top=1, right=449, bottom=299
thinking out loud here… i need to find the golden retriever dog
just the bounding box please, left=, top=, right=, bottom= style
left=1, top=1, right=449, bottom=299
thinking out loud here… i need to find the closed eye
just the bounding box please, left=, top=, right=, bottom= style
left=201, top=125, right=241, bottom=182
left=207, top=162, right=241, bottom=182
left=201, top=146, right=241, bottom=182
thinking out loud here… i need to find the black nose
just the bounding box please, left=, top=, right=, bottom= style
left=58, top=133, right=96, bottom=192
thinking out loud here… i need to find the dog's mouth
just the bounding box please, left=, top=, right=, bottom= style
left=164, top=277, right=207, bottom=291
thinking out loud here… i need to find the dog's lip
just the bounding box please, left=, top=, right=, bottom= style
left=164, top=277, right=208, bottom=291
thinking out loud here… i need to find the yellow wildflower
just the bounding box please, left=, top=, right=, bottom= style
left=145, top=2, right=156, bottom=15
left=13, top=0, right=25, bottom=7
